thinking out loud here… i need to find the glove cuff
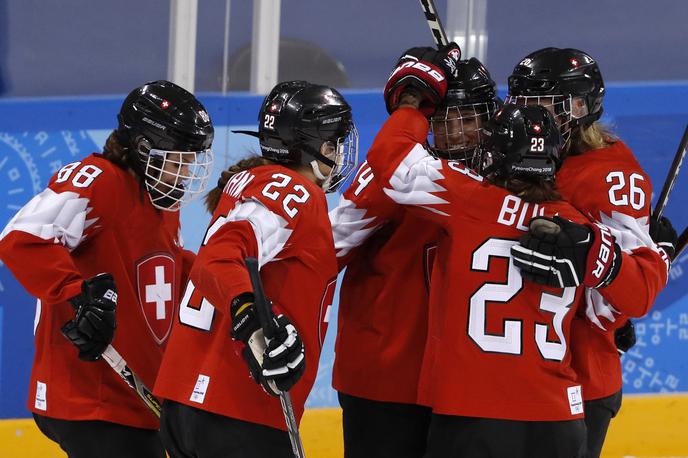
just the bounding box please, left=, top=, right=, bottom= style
left=597, top=243, right=623, bottom=288
left=230, top=292, right=260, bottom=342
left=230, top=292, right=254, bottom=316
left=68, top=293, right=87, bottom=312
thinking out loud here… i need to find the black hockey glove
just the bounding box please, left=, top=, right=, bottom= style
left=230, top=293, right=305, bottom=396
left=61, top=273, right=117, bottom=361
left=650, top=215, right=678, bottom=260
left=614, top=319, right=637, bottom=355
left=384, top=43, right=461, bottom=116
left=511, top=216, right=622, bottom=289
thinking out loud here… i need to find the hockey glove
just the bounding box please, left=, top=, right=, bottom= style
left=384, top=43, right=461, bottom=116
left=511, top=216, right=622, bottom=289
left=614, top=319, right=637, bottom=355
left=650, top=215, right=678, bottom=260
left=61, top=273, right=117, bottom=361
left=230, top=294, right=305, bottom=396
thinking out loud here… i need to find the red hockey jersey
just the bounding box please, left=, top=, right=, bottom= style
left=330, top=161, right=441, bottom=404
left=557, top=141, right=669, bottom=400
left=154, top=165, right=337, bottom=431
left=0, top=154, right=194, bottom=429
left=364, top=107, right=589, bottom=421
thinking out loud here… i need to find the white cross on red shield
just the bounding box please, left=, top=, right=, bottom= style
left=136, top=253, right=176, bottom=344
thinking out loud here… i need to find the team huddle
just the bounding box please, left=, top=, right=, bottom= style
left=0, top=39, right=677, bottom=458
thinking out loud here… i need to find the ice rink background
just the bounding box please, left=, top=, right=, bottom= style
left=0, top=84, right=687, bottom=417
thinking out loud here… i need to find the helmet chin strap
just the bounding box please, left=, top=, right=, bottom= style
left=310, top=159, right=333, bottom=190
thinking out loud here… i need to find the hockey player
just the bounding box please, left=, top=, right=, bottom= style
left=154, top=81, right=358, bottom=457
left=330, top=53, right=500, bottom=458
left=506, top=47, right=676, bottom=458
left=0, top=80, right=214, bottom=457
left=363, top=45, right=618, bottom=458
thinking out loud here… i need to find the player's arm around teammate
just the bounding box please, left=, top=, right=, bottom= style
left=153, top=81, right=358, bottom=458
left=329, top=53, right=500, bottom=458
left=359, top=45, right=614, bottom=458
left=506, top=47, right=673, bottom=458
left=0, top=81, right=214, bottom=458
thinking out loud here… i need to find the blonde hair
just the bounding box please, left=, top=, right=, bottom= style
left=565, top=121, right=618, bottom=156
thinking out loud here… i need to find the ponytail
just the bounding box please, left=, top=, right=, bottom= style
left=204, top=156, right=272, bottom=214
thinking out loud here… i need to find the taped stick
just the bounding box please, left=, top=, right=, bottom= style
left=245, top=257, right=305, bottom=458
left=101, top=345, right=162, bottom=418
left=418, top=0, right=448, bottom=46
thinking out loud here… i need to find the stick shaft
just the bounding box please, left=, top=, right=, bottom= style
left=418, top=0, right=448, bottom=46
left=101, top=345, right=162, bottom=418
left=653, top=124, right=688, bottom=219
left=245, top=257, right=305, bottom=458
left=674, top=227, right=688, bottom=261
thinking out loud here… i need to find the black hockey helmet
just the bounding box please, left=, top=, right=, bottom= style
left=116, top=80, right=215, bottom=211
left=480, top=104, right=562, bottom=180
left=117, top=80, right=214, bottom=152
left=257, top=80, right=358, bottom=192
left=507, top=48, right=604, bottom=142
left=430, top=57, right=501, bottom=162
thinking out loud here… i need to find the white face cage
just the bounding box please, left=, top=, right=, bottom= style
left=142, top=148, right=214, bottom=211
left=312, top=124, right=359, bottom=193
left=429, top=101, right=497, bottom=165
left=505, top=94, right=581, bottom=145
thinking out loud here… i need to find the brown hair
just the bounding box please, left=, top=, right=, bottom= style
left=490, top=176, right=561, bottom=203
left=101, top=130, right=148, bottom=181
left=565, top=121, right=618, bottom=157
left=205, top=156, right=273, bottom=214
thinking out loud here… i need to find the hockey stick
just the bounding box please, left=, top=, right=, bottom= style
left=101, top=345, right=162, bottom=418
left=66, top=299, right=162, bottom=418
left=418, top=0, right=448, bottom=46
left=673, top=227, right=688, bottom=260
left=652, top=124, right=688, bottom=220
left=245, top=257, right=306, bottom=458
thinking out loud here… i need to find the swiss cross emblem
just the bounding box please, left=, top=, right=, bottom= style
left=161, top=100, right=170, bottom=109
left=136, top=253, right=176, bottom=344
left=533, top=124, right=541, bottom=133
left=318, top=278, right=338, bottom=348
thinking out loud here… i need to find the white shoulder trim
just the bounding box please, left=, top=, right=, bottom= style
left=383, top=143, right=450, bottom=216
left=0, top=188, right=97, bottom=251
left=598, top=210, right=655, bottom=253
left=203, top=197, right=293, bottom=268
left=329, top=196, right=382, bottom=258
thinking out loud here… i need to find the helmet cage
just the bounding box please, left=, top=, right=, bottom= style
left=315, top=123, right=359, bottom=192
left=478, top=105, right=562, bottom=181
left=505, top=94, right=580, bottom=145
left=429, top=100, right=498, bottom=165
left=140, top=146, right=214, bottom=211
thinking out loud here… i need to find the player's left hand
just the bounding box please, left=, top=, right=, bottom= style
left=61, top=273, right=117, bottom=361
left=511, top=216, right=622, bottom=289
left=650, top=215, right=678, bottom=259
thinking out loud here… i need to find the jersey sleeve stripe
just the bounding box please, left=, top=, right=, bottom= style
left=383, top=143, right=450, bottom=215
left=329, top=197, right=382, bottom=258
left=0, top=188, right=97, bottom=250
left=584, top=210, right=666, bottom=329
left=206, top=197, right=293, bottom=268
